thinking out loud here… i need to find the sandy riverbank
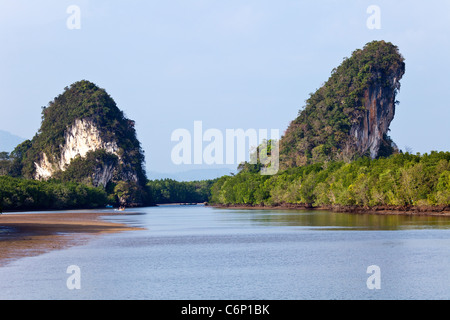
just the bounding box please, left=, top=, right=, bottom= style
left=0, top=211, right=143, bottom=267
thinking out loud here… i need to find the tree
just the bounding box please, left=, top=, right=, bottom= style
left=0, top=152, right=9, bottom=160
left=210, top=152, right=450, bottom=209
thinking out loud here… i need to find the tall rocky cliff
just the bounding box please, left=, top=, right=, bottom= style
left=280, top=40, right=405, bottom=169
left=34, top=118, right=121, bottom=185
left=350, top=72, right=402, bottom=159
left=15, top=80, right=148, bottom=205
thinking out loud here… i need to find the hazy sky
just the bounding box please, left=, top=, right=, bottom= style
left=1, top=0, right=449, bottom=174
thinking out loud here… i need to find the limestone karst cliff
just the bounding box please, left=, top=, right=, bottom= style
left=34, top=118, right=120, bottom=184
left=350, top=73, right=402, bottom=159
left=279, top=40, right=405, bottom=169
left=15, top=80, right=148, bottom=205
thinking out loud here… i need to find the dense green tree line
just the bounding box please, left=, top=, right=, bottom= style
left=0, top=169, right=216, bottom=210
left=210, top=152, right=450, bottom=208
left=147, top=179, right=216, bottom=204
left=3, top=152, right=450, bottom=211
left=0, top=176, right=107, bottom=212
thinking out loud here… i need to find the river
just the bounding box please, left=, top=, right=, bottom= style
left=0, top=205, right=449, bottom=300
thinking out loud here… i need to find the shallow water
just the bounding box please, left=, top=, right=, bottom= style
left=0, top=205, right=449, bottom=300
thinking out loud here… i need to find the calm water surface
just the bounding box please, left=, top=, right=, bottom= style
left=0, top=205, right=449, bottom=300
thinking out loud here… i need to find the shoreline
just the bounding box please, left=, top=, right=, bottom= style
left=0, top=211, right=144, bottom=267
left=208, top=203, right=450, bottom=217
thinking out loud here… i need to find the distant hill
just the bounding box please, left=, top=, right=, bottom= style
left=0, top=130, right=25, bottom=153
left=148, top=168, right=237, bottom=182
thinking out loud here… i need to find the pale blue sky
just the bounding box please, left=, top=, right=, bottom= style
left=1, top=0, right=449, bottom=175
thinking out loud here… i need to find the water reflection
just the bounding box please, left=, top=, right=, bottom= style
left=216, top=209, right=450, bottom=230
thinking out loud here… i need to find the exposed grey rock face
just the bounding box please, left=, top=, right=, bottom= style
left=91, top=158, right=116, bottom=188
left=350, top=71, right=403, bottom=159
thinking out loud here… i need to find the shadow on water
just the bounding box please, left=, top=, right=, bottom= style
left=215, top=209, right=450, bottom=230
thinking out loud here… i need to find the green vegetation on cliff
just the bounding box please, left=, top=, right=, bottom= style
left=0, top=80, right=222, bottom=210
left=0, top=80, right=151, bottom=208
left=280, top=40, right=405, bottom=168
left=209, top=42, right=450, bottom=210
left=53, top=149, right=118, bottom=185
left=21, top=80, right=147, bottom=185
